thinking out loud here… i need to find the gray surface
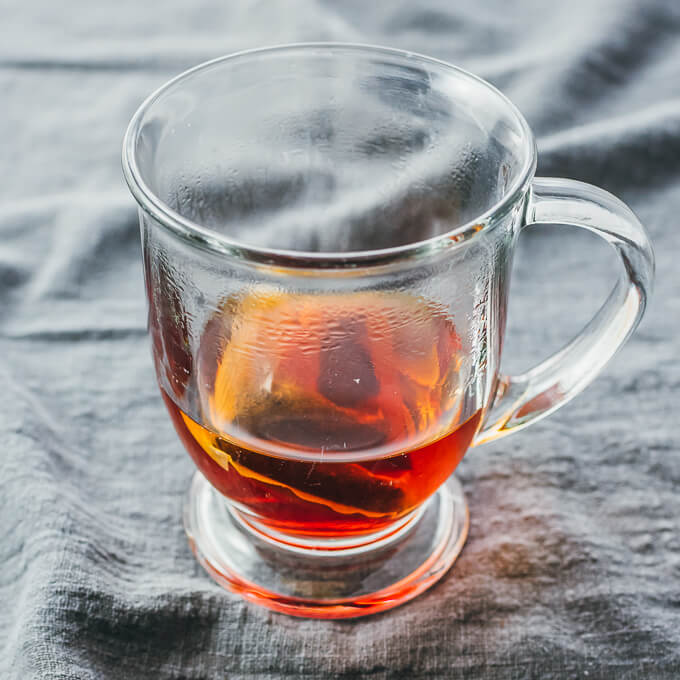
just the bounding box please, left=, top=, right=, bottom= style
left=1, top=1, right=678, bottom=678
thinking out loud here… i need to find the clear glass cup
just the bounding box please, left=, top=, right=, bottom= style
left=122, top=44, right=654, bottom=618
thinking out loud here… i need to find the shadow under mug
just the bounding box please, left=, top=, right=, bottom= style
left=123, top=44, right=654, bottom=618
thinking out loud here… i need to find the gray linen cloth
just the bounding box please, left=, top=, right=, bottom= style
left=1, top=1, right=679, bottom=678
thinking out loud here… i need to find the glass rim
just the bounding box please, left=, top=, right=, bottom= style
left=122, top=42, right=537, bottom=269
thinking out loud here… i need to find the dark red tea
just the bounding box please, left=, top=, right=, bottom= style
left=159, top=292, right=482, bottom=537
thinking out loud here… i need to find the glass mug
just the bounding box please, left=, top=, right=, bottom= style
left=123, top=44, right=653, bottom=618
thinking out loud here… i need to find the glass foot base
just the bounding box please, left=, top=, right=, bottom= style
left=184, top=471, right=469, bottom=619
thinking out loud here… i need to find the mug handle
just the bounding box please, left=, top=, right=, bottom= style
left=474, top=177, right=654, bottom=445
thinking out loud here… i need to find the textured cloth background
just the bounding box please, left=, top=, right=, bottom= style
left=1, top=1, right=679, bottom=678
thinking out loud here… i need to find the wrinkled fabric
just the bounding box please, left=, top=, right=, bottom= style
left=1, top=1, right=679, bottom=678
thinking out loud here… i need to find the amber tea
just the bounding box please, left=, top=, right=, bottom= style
left=158, top=292, right=481, bottom=537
